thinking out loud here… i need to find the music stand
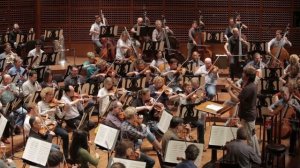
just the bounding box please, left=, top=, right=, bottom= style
left=205, top=31, right=224, bottom=44
left=137, top=26, right=155, bottom=37
left=0, top=58, right=6, bottom=72
left=99, top=25, right=118, bottom=38
left=32, top=66, right=46, bottom=83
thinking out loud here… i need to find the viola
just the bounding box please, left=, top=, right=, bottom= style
left=49, top=98, right=65, bottom=108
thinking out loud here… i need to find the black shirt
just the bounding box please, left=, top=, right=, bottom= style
left=238, top=82, right=257, bottom=121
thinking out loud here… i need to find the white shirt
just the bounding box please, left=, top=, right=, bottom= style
left=90, top=22, right=105, bottom=41
left=28, top=48, right=44, bottom=67
left=97, top=87, right=111, bottom=116
left=194, top=65, right=218, bottom=85
left=37, top=100, right=63, bottom=120
left=267, top=38, right=292, bottom=53
left=23, top=115, right=31, bottom=136
left=60, top=94, right=81, bottom=120
left=116, top=38, right=131, bottom=60
left=22, top=80, right=41, bottom=96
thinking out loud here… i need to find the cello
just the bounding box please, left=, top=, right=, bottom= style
left=100, top=10, right=116, bottom=62
left=269, top=24, right=290, bottom=68
left=194, top=10, right=212, bottom=60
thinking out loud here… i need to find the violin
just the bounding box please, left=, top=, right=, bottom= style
left=49, top=98, right=65, bottom=108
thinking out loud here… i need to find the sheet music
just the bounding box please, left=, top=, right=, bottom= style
left=94, top=124, right=119, bottom=150
left=30, top=166, right=42, bottom=168
left=110, top=157, right=146, bottom=168
left=164, top=140, right=203, bottom=167
left=22, top=137, right=52, bottom=166
left=209, top=126, right=238, bottom=147
left=0, top=114, right=8, bottom=139
left=157, top=110, right=172, bottom=133
left=206, top=104, right=222, bottom=111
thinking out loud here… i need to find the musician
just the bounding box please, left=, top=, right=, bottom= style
left=28, top=116, right=56, bottom=143
left=64, top=66, right=85, bottom=87
left=69, top=130, right=99, bottom=168
left=130, top=17, right=144, bottom=47
left=187, top=51, right=204, bottom=74
left=61, top=85, right=84, bottom=129
left=111, top=162, right=126, bottom=168
left=224, top=27, right=249, bottom=80
left=7, top=57, right=27, bottom=85
left=231, top=66, right=260, bottom=156
left=83, top=52, right=97, bottom=80
left=152, top=20, right=174, bottom=42
left=27, top=40, right=44, bottom=68
left=116, top=31, right=132, bottom=61
left=223, top=127, right=261, bottom=168
left=161, top=58, right=184, bottom=92
left=149, top=50, right=168, bottom=74
left=120, top=106, right=156, bottom=168
left=194, top=57, right=218, bottom=100
left=280, top=54, right=300, bottom=84
left=89, top=15, right=105, bottom=53
left=176, top=144, right=200, bottom=168
left=22, top=70, right=42, bottom=97
left=47, top=150, right=64, bottom=168
left=161, top=116, right=193, bottom=154
left=104, top=101, right=124, bottom=129
left=8, top=23, right=22, bottom=49
left=0, top=74, right=27, bottom=139
left=224, top=17, right=236, bottom=41
left=0, top=43, right=17, bottom=67
left=40, top=70, right=58, bottom=89
left=148, top=76, right=174, bottom=104
left=37, top=87, right=69, bottom=158
left=246, top=52, right=266, bottom=70
left=187, top=21, right=200, bottom=58
left=23, top=104, right=37, bottom=136
left=127, top=59, right=151, bottom=84
left=115, top=140, right=144, bottom=165
left=267, top=30, right=292, bottom=56
left=97, top=77, right=117, bottom=116
left=131, top=88, right=158, bottom=117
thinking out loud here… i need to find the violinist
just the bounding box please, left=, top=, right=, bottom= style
left=82, top=52, right=98, bottom=80
left=176, top=144, right=200, bottom=168
left=104, top=101, right=124, bottom=129
left=126, top=59, right=151, bottom=83
left=120, top=107, right=159, bottom=168
left=267, top=30, right=292, bottom=57
left=28, top=116, right=60, bottom=151
left=161, top=58, right=184, bottom=92
left=27, top=40, right=44, bottom=68
left=22, top=70, right=42, bottom=99
left=187, top=51, right=204, bottom=74
left=280, top=54, right=300, bottom=84
left=40, top=70, right=59, bottom=89
left=194, top=57, right=219, bottom=100
left=37, top=87, right=69, bottom=158
left=116, top=31, right=132, bottom=61
left=23, top=104, right=38, bottom=137
left=161, top=117, right=193, bottom=155
left=224, top=27, right=250, bottom=80
left=148, top=76, right=175, bottom=104
left=115, top=140, right=140, bottom=161
left=60, top=85, right=85, bottom=129
left=152, top=20, right=174, bottom=42
left=131, top=88, right=157, bottom=119
left=64, top=66, right=85, bottom=87
left=97, top=77, right=118, bottom=116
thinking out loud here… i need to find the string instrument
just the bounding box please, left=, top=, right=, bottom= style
left=161, top=15, right=179, bottom=52
left=124, top=27, right=140, bottom=61
left=269, top=24, right=290, bottom=68
left=99, top=11, right=116, bottom=62
left=194, top=10, right=212, bottom=60
left=49, top=98, right=65, bottom=108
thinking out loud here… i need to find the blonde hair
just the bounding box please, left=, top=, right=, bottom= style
left=124, top=106, right=137, bottom=119
left=289, top=54, right=299, bottom=65
left=153, top=76, right=164, bottom=84
left=40, top=87, right=55, bottom=99
left=87, top=52, right=95, bottom=59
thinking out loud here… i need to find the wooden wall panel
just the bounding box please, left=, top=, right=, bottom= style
left=0, top=0, right=299, bottom=56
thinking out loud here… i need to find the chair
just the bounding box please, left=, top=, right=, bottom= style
left=114, top=62, right=131, bottom=77
left=121, top=76, right=145, bottom=91
left=63, top=64, right=83, bottom=80
left=31, top=66, right=46, bottom=83
left=265, top=144, right=286, bottom=168
left=40, top=52, right=58, bottom=66
left=0, top=58, right=6, bottom=72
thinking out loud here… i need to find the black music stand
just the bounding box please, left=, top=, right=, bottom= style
left=44, top=29, right=63, bottom=41
left=32, top=66, right=46, bottom=83
left=40, top=52, right=58, bottom=66
left=205, top=31, right=224, bottom=44
left=99, top=26, right=118, bottom=38
left=260, top=67, right=282, bottom=95
left=248, top=41, right=267, bottom=56
left=137, top=26, right=155, bottom=37
left=0, top=58, right=6, bottom=72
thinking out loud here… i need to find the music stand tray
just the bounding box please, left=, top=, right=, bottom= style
left=195, top=101, right=224, bottom=115
left=99, top=25, right=118, bottom=38
left=137, top=26, right=155, bottom=37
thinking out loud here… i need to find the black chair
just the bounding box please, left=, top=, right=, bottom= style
left=40, top=52, right=58, bottom=66
left=265, top=144, right=286, bottom=168
left=114, top=61, right=131, bottom=77
left=63, top=64, right=83, bottom=80
left=0, top=58, right=6, bottom=72
left=31, top=66, right=46, bottom=83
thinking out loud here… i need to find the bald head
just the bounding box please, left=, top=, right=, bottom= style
left=204, top=58, right=212, bottom=69
left=3, top=74, right=12, bottom=84
left=137, top=17, right=143, bottom=25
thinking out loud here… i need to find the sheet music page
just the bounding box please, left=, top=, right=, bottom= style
left=164, top=140, right=203, bottom=167
left=111, top=157, right=146, bottom=168
left=206, top=104, right=222, bottom=111
left=22, top=137, right=52, bottom=166
left=157, top=111, right=173, bottom=134
left=94, top=124, right=119, bottom=150
left=0, top=114, right=8, bottom=139
left=209, top=126, right=238, bottom=146
left=30, top=166, right=42, bottom=168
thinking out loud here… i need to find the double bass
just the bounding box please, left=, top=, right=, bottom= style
left=269, top=24, right=290, bottom=68
left=194, top=10, right=212, bottom=60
